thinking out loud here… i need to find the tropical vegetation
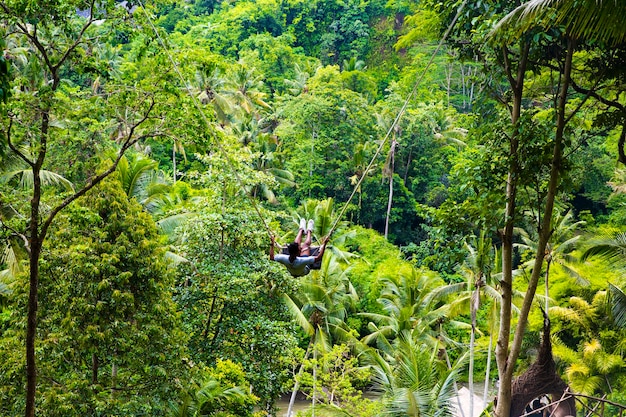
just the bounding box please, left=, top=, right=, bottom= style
left=1, top=0, right=626, bottom=416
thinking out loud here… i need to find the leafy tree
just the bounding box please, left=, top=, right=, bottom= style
left=296, top=344, right=380, bottom=417
left=275, top=65, right=377, bottom=204
left=430, top=0, right=626, bottom=414
left=173, top=191, right=299, bottom=413
left=0, top=2, right=176, bottom=414
left=0, top=176, right=189, bottom=416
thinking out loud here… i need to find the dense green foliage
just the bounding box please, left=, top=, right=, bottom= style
left=1, top=0, right=626, bottom=416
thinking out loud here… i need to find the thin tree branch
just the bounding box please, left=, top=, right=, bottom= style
left=39, top=98, right=160, bottom=242
left=51, top=0, right=98, bottom=75
left=5, top=116, right=34, bottom=167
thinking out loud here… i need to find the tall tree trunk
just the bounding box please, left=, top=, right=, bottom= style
left=312, top=346, right=317, bottom=417
left=496, top=37, right=576, bottom=417
left=92, top=354, right=99, bottom=384
left=469, top=279, right=481, bottom=417
left=172, top=142, right=177, bottom=184
left=545, top=260, right=552, bottom=313
left=484, top=331, right=493, bottom=409
left=26, top=238, right=41, bottom=417
left=443, top=344, right=466, bottom=417
left=287, top=340, right=313, bottom=417
left=25, top=98, right=50, bottom=417
left=495, top=40, right=530, bottom=417
left=384, top=139, right=396, bottom=240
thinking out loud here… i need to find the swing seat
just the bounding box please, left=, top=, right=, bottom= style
left=280, top=246, right=322, bottom=270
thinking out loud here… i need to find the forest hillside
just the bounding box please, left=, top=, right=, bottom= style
left=1, top=0, right=626, bottom=416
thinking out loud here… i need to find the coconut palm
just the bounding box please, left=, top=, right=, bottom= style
left=282, top=253, right=357, bottom=416
left=284, top=63, right=313, bottom=96
left=582, top=234, right=626, bottom=329
left=226, top=62, right=271, bottom=119
left=341, top=57, right=366, bottom=72
left=230, top=119, right=295, bottom=204
left=459, top=235, right=525, bottom=411
left=195, top=66, right=233, bottom=125
left=516, top=209, right=587, bottom=313
left=460, top=231, right=493, bottom=415
left=360, top=267, right=466, bottom=359
left=115, top=152, right=180, bottom=215
left=582, top=232, right=626, bottom=269
left=363, top=330, right=467, bottom=417
left=608, top=283, right=626, bottom=329
left=374, top=110, right=401, bottom=241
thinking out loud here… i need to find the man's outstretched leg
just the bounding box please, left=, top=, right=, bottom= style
left=294, top=218, right=306, bottom=246
left=301, top=219, right=314, bottom=256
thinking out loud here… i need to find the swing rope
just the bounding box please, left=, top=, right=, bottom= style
left=137, top=0, right=274, bottom=239
left=326, top=0, right=467, bottom=239
left=137, top=0, right=466, bottom=242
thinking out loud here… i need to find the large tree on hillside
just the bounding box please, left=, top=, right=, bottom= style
left=425, top=0, right=626, bottom=415
left=489, top=2, right=626, bottom=416
left=172, top=158, right=299, bottom=415
left=0, top=177, right=189, bottom=416
left=0, top=2, right=175, bottom=415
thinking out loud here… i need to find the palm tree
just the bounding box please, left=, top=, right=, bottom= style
left=363, top=331, right=467, bottom=417
left=608, top=283, right=626, bottom=329
left=341, top=57, right=366, bottom=72
left=516, top=209, right=587, bottom=313
left=282, top=253, right=357, bottom=416
left=194, top=66, right=233, bottom=125
left=373, top=109, right=402, bottom=240
left=459, top=235, right=526, bottom=412
left=226, top=62, right=271, bottom=119
left=582, top=232, right=626, bottom=269
left=284, top=63, right=313, bottom=96
left=230, top=120, right=295, bottom=204
left=360, top=267, right=466, bottom=359
left=582, top=234, right=626, bottom=329
left=349, top=141, right=378, bottom=221
left=460, top=231, right=493, bottom=416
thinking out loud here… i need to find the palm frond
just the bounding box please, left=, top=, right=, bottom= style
left=164, top=250, right=189, bottom=267
left=595, top=352, right=624, bottom=375
left=0, top=280, right=11, bottom=298
left=582, top=232, right=626, bottom=267
left=157, top=213, right=196, bottom=237
left=1, top=169, right=74, bottom=191
left=492, top=0, right=626, bottom=46
left=609, top=283, right=626, bottom=328
left=282, top=293, right=315, bottom=336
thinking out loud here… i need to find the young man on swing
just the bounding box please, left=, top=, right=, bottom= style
left=270, top=219, right=329, bottom=277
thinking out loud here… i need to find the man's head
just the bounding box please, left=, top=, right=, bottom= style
left=287, top=242, right=300, bottom=257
